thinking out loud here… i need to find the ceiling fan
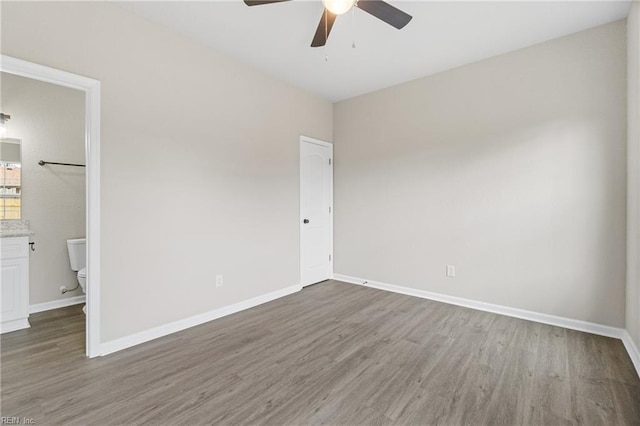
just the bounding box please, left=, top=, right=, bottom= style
left=243, top=0, right=413, bottom=47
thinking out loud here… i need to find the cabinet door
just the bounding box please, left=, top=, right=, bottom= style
left=1, top=257, right=28, bottom=322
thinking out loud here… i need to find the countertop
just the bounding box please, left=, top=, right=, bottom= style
left=0, top=220, right=34, bottom=238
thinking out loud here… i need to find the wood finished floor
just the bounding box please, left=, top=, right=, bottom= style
left=1, top=280, right=639, bottom=425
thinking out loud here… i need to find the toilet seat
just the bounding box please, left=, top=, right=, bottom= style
left=78, top=267, right=87, bottom=279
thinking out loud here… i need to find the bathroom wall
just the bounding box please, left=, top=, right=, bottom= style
left=1, top=72, right=86, bottom=305
left=334, top=21, right=627, bottom=327
left=1, top=2, right=333, bottom=343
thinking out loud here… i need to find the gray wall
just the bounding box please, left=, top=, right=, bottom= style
left=1, top=2, right=333, bottom=342
left=1, top=73, right=86, bottom=305
left=334, top=21, right=627, bottom=327
left=628, top=2, right=640, bottom=349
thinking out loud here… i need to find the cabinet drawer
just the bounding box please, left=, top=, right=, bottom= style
left=0, top=237, right=29, bottom=259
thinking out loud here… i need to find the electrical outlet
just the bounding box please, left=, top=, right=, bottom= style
left=216, top=275, right=223, bottom=287
left=59, top=285, right=68, bottom=294
left=446, top=265, right=456, bottom=278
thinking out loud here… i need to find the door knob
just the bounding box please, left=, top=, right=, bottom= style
left=303, top=219, right=310, bottom=224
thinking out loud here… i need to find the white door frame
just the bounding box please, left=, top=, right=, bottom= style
left=299, top=135, right=333, bottom=285
left=1, top=55, right=102, bottom=358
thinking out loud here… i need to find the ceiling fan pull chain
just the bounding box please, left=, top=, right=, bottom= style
left=324, top=8, right=329, bottom=61
left=351, top=5, right=356, bottom=48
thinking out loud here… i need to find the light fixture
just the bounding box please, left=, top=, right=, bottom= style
left=0, top=113, right=10, bottom=138
left=322, top=0, right=356, bottom=15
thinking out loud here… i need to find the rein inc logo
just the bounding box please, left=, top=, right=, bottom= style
left=1, top=418, right=35, bottom=425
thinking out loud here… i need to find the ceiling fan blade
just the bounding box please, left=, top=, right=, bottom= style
left=244, top=0, right=291, bottom=6
left=311, top=9, right=338, bottom=47
left=356, top=0, right=412, bottom=29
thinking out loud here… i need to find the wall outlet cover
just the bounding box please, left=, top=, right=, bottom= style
left=446, top=265, right=456, bottom=278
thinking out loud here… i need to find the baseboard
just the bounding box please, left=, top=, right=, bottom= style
left=29, top=295, right=86, bottom=314
left=0, top=318, right=30, bottom=334
left=332, top=273, right=625, bottom=339
left=621, top=330, right=640, bottom=378
left=100, top=284, right=302, bottom=356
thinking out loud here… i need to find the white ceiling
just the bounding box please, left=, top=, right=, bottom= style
left=119, top=1, right=631, bottom=101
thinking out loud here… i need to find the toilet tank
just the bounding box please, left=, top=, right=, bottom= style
left=67, top=238, right=86, bottom=272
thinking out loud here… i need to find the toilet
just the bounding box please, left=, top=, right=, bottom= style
left=66, top=238, right=87, bottom=308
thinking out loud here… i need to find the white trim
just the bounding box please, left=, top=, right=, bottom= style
left=299, top=135, right=334, bottom=286
left=300, top=135, right=333, bottom=149
left=1, top=55, right=102, bottom=358
left=332, top=273, right=625, bottom=339
left=29, top=295, right=86, bottom=314
left=621, top=330, right=640, bottom=378
left=100, top=284, right=302, bottom=356
left=0, top=318, right=30, bottom=334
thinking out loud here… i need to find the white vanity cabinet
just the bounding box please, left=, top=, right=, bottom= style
left=1, top=236, right=30, bottom=333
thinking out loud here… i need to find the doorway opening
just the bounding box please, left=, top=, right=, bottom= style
left=1, top=55, right=101, bottom=357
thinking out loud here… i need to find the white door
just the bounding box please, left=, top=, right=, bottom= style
left=300, top=137, right=333, bottom=287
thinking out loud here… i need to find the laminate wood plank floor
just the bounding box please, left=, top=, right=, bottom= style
left=1, top=280, right=639, bottom=425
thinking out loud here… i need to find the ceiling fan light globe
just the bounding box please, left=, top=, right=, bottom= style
left=321, top=0, right=355, bottom=15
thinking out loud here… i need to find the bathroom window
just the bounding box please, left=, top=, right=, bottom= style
left=0, top=162, right=21, bottom=219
